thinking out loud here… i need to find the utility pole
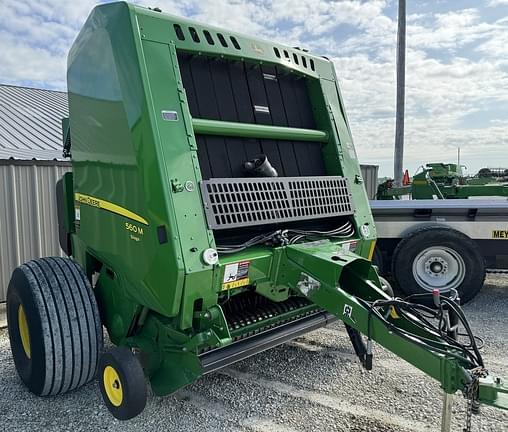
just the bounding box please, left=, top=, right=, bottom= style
left=394, top=0, right=406, bottom=186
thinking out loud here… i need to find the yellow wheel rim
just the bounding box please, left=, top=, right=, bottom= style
left=103, top=365, right=123, bottom=407
left=18, top=305, right=31, bottom=359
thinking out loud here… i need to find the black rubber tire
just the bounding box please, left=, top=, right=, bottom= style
left=6, top=257, right=103, bottom=396
left=98, top=346, right=147, bottom=420
left=392, top=226, right=485, bottom=304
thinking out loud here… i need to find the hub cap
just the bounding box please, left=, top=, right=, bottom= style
left=103, top=366, right=123, bottom=407
left=18, top=305, right=31, bottom=359
left=412, top=246, right=465, bottom=292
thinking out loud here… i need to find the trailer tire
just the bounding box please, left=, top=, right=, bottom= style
left=392, top=227, right=485, bottom=304
left=98, top=347, right=147, bottom=420
left=7, top=257, right=103, bottom=396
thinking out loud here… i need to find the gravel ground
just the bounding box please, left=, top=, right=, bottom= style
left=0, top=276, right=507, bottom=431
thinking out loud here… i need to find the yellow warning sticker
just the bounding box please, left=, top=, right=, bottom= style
left=389, top=306, right=400, bottom=319
left=222, top=261, right=250, bottom=290
left=222, top=278, right=250, bottom=291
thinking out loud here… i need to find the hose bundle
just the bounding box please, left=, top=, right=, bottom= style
left=361, top=292, right=484, bottom=369
left=216, top=221, right=355, bottom=254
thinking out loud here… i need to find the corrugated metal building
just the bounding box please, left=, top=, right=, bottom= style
left=0, top=84, right=70, bottom=302
left=360, top=164, right=379, bottom=199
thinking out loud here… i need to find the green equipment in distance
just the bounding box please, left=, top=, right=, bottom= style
left=377, top=163, right=508, bottom=200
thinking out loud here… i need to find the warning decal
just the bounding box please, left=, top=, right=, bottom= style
left=222, top=261, right=250, bottom=290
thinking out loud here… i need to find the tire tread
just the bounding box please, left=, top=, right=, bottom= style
left=13, top=257, right=102, bottom=395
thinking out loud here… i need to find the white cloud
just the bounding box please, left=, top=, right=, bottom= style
left=488, top=0, right=508, bottom=6
left=475, top=16, right=508, bottom=59
left=407, top=9, right=497, bottom=51
left=310, top=6, right=508, bottom=175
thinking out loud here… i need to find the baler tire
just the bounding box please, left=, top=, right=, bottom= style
left=6, top=257, right=103, bottom=396
left=392, top=226, right=485, bottom=304
left=98, top=347, right=147, bottom=420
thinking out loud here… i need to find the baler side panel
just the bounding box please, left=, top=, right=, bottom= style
left=318, top=77, right=376, bottom=258
left=139, top=38, right=218, bottom=328
left=67, top=3, right=185, bottom=318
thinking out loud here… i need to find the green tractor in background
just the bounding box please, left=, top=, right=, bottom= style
left=377, top=163, right=508, bottom=200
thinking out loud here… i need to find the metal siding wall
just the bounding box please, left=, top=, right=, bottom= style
left=0, top=164, right=71, bottom=302
left=360, top=164, right=379, bottom=200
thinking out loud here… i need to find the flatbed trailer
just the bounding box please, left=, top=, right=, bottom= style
left=371, top=199, right=508, bottom=302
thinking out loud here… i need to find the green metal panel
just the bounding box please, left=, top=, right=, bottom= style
left=134, top=6, right=333, bottom=80
left=59, top=172, right=75, bottom=236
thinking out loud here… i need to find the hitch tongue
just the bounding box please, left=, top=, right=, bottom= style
left=478, top=375, right=508, bottom=411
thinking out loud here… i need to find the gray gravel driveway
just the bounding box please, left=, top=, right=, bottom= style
left=0, top=276, right=507, bottom=431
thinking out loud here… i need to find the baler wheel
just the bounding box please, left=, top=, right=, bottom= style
left=98, top=347, right=147, bottom=420
left=6, top=257, right=103, bottom=395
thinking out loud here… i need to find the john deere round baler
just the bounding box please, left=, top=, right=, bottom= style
left=6, top=2, right=507, bottom=422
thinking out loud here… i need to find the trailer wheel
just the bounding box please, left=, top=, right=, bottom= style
left=392, top=227, right=485, bottom=303
left=98, top=347, right=147, bottom=420
left=7, top=257, right=103, bottom=396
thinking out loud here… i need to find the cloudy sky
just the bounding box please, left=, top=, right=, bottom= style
left=1, top=0, right=507, bottom=176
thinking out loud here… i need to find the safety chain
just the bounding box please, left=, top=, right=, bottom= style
left=463, top=367, right=488, bottom=432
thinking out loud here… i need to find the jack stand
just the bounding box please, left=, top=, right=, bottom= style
left=441, top=392, right=453, bottom=432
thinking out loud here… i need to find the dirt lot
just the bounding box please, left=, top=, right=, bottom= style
left=0, top=276, right=507, bottom=431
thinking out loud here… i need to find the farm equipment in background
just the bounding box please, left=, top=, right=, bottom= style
left=377, top=163, right=508, bottom=200
left=477, top=167, right=508, bottom=182
left=6, top=2, right=508, bottom=427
